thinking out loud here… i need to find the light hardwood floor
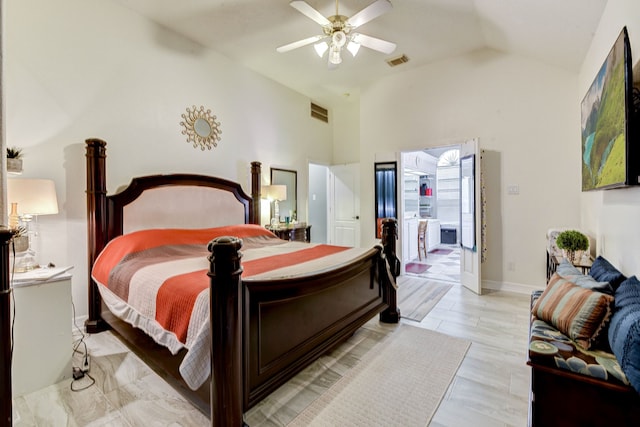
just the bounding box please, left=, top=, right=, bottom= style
left=12, top=277, right=531, bottom=426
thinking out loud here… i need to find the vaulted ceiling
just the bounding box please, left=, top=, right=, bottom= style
left=113, top=0, right=608, bottom=106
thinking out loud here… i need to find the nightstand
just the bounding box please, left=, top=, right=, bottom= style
left=11, top=268, right=73, bottom=396
left=265, top=223, right=312, bottom=242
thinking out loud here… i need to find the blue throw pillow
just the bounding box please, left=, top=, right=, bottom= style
left=557, top=260, right=614, bottom=295
left=590, top=256, right=626, bottom=290
left=609, top=304, right=640, bottom=394
left=614, top=276, right=640, bottom=310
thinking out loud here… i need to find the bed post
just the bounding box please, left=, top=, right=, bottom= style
left=379, top=218, right=400, bottom=324
left=250, top=161, right=261, bottom=225
left=208, top=236, right=245, bottom=427
left=85, top=138, right=108, bottom=333
left=0, top=229, right=14, bottom=426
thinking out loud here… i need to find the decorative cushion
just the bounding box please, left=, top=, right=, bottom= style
left=556, top=260, right=614, bottom=295
left=589, top=256, right=627, bottom=290
left=609, top=303, right=640, bottom=394
left=532, top=273, right=614, bottom=349
left=613, top=276, right=640, bottom=310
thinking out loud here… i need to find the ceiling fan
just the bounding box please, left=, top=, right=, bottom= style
left=276, top=0, right=396, bottom=67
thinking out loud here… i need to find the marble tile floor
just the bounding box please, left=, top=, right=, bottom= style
left=12, top=278, right=531, bottom=426
left=406, top=244, right=461, bottom=283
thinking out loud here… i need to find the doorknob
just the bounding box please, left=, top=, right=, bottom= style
left=354, top=216, right=360, bottom=220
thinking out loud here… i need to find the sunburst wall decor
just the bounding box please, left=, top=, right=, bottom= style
left=179, top=105, right=222, bottom=150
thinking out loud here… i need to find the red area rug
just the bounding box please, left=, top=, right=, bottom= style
left=406, top=263, right=431, bottom=274
left=429, top=248, right=453, bottom=255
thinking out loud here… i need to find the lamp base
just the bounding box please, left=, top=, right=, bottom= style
left=13, top=250, right=39, bottom=273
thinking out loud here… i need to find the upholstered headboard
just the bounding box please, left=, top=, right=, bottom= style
left=121, top=185, right=246, bottom=233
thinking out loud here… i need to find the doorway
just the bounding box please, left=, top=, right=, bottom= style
left=308, top=162, right=360, bottom=246
left=401, top=145, right=461, bottom=283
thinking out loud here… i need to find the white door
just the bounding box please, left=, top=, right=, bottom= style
left=329, top=163, right=360, bottom=247
left=459, top=139, right=482, bottom=294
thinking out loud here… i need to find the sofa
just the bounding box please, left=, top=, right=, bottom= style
left=527, top=256, right=640, bottom=427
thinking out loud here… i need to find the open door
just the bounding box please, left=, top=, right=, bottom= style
left=329, top=163, right=360, bottom=247
left=459, top=139, right=482, bottom=294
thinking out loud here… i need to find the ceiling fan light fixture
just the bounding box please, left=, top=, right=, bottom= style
left=314, top=41, right=329, bottom=57
left=332, top=30, right=347, bottom=48
left=347, top=41, right=360, bottom=57
left=278, top=0, right=395, bottom=68
left=329, top=45, right=342, bottom=64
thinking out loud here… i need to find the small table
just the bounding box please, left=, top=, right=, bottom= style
left=547, top=251, right=593, bottom=281
left=265, top=223, right=311, bottom=243
left=11, top=267, right=73, bottom=396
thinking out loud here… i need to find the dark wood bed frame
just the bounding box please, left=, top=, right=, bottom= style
left=84, top=138, right=400, bottom=426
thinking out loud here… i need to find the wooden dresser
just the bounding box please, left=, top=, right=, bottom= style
left=266, top=223, right=311, bottom=243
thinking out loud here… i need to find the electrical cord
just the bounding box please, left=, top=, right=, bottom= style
left=70, top=299, right=95, bottom=392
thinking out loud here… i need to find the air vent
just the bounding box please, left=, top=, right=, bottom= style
left=386, top=54, right=409, bottom=67
left=310, top=102, right=329, bottom=123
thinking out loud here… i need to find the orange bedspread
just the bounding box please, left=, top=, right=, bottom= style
left=92, top=224, right=350, bottom=346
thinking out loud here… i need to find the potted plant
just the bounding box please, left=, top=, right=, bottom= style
left=556, top=230, right=589, bottom=263
left=6, top=147, right=23, bottom=174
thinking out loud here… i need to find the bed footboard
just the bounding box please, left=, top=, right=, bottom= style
left=208, top=219, right=399, bottom=426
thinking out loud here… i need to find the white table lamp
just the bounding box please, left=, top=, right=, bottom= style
left=7, top=179, right=59, bottom=271
left=262, top=184, right=287, bottom=225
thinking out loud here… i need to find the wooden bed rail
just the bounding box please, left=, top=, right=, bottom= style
left=85, top=138, right=108, bottom=332
left=208, top=236, right=245, bottom=426
left=380, top=218, right=401, bottom=323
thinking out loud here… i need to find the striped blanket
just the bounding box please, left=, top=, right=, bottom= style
left=92, top=224, right=369, bottom=389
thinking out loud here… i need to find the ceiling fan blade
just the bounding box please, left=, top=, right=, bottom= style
left=352, top=33, right=396, bottom=54
left=277, top=35, right=324, bottom=53
left=347, top=0, right=393, bottom=29
left=290, top=1, right=331, bottom=26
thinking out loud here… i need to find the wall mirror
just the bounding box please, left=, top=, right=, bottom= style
left=270, top=167, right=297, bottom=222
left=460, top=154, right=475, bottom=250
left=179, top=105, right=222, bottom=151
left=374, top=162, right=397, bottom=238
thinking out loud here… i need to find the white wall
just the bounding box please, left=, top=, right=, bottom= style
left=579, top=0, right=640, bottom=275
left=5, top=0, right=333, bottom=317
left=360, top=49, right=580, bottom=290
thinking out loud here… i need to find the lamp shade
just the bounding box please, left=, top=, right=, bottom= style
left=262, top=184, right=287, bottom=201
left=7, top=179, right=59, bottom=216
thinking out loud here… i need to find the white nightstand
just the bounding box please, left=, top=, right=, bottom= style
left=11, top=267, right=73, bottom=396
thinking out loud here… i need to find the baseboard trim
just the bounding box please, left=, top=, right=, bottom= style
left=482, top=280, right=540, bottom=295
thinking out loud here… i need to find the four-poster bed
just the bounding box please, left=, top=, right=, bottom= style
left=84, top=138, right=400, bottom=425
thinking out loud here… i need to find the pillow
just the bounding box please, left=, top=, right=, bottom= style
left=532, top=273, right=614, bottom=349
left=556, top=259, right=614, bottom=295
left=613, top=276, right=640, bottom=310
left=608, top=304, right=640, bottom=394
left=589, top=256, right=626, bottom=290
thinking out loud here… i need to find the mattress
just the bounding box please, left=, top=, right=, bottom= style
left=91, top=224, right=370, bottom=389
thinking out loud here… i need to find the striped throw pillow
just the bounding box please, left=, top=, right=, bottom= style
left=532, top=273, right=614, bottom=349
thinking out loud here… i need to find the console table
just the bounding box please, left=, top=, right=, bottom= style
left=265, top=223, right=311, bottom=243
left=546, top=251, right=593, bottom=281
